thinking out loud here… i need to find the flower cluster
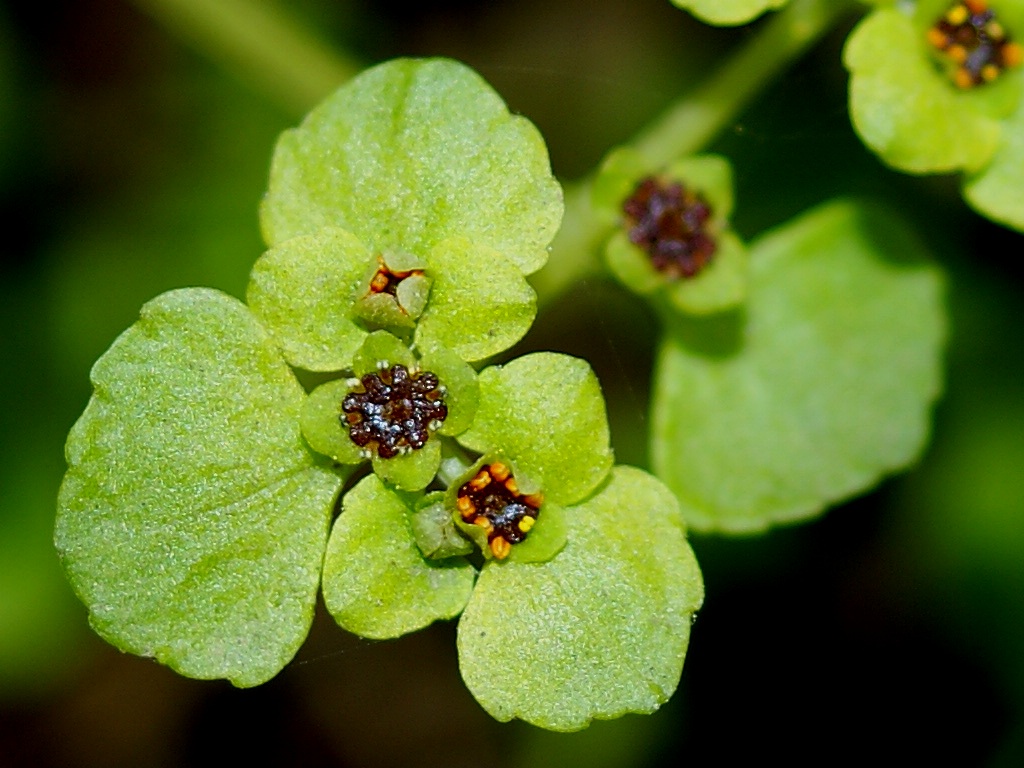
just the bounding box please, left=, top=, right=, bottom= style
left=55, top=57, right=703, bottom=731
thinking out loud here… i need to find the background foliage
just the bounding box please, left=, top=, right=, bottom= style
left=1, top=0, right=1022, bottom=764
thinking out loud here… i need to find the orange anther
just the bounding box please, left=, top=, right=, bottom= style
left=490, top=537, right=511, bottom=559
left=1003, top=42, right=1024, bottom=67
left=469, top=471, right=491, bottom=491
left=489, top=462, right=509, bottom=482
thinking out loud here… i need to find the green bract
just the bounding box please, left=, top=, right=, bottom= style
left=651, top=200, right=945, bottom=532
left=55, top=289, right=342, bottom=686
left=671, top=0, right=789, bottom=25
left=844, top=0, right=1024, bottom=231
left=592, top=148, right=748, bottom=316
left=256, top=57, right=564, bottom=365
left=458, top=467, right=703, bottom=731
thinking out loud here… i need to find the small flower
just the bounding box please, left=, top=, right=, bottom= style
left=592, top=147, right=748, bottom=315
left=248, top=58, right=564, bottom=370
left=301, top=330, right=477, bottom=491
left=844, top=0, right=1024, bottom=231
left=454, top=461, right=542, bottom=559
left=342, top=364, right=448, bottom=459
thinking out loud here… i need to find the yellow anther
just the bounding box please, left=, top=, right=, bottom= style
left=489, top=462, right=509, bottom=482
left=1004, top=42, right=1024, bottom=67
left=986, top=21, right=1005, bottom=39
left=490, top=536, right=511, bottom=559
left=518, top=516, right=535, bottom=533
left=947, top=4, right=969, bottom=25
left=469, top=471, right=491, bottom=491
left=523, top=493, right=544, bottom=509
left=927, top=27, right=950, bottom=49
left=457, top=495, right=475, bottom=518
left=947, top=44, right=968, bottom=63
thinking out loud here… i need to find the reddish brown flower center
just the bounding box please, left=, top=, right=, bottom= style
left=622, top=176, right=717, bottom=279
left=367, top=257, right=425, bottom=297
left=456, top=462, right=543, bottom=559
left=341, top=364, right=447, bottom=459
left=927, top=1, right=1023, bottom=88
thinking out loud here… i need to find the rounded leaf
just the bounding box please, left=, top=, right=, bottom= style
left=457, top=466, right=703, bottom=731
left=261, top=57, right=563, bottom=276
left=671, top=0, right=788, bottom=26
left=322, top=475, right=475, bottom=639
left=964, top=96, right=1024, bottom=231
left=414, top=237, right=537, bottom=362
left=457, top=353, right=614, bottom=506
left=246, top=228, right=372, bottom=372
left=652, top=200, right=946, bottom=532
left=55, top=288, right=342, bottom=686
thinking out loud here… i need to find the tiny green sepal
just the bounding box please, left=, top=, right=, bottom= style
left=322, top=475, right=475, bottom=640
left=594, top=148, right=748, bottom=316
left=352, top=330, right=417, bottom=376
left=55, top=288, right=344, bottom=686
left=372, top=439, right=442, bottom=492
left=670, top=0, right=789, bottom=26
left=300, top=378, right=367, bottom=465
left=411, top=493, right=475, bottom=559
left=457, top=466, right=704, bottom=731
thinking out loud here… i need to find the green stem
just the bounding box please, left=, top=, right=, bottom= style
left=130, top=0, right=361, bottom=116
left=532, top=0, right=861, bottom=305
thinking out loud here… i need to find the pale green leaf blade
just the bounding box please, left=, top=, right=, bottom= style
left=652, top=200, right=945, bottom=532
left=671, top=0, right=788, bottom=26
left=246, top=228, right=372, bottom=372
left=964, top=98, right=1024, bottom=232
left=55, top=288, right=342, bottom=686
left=261, top=58, right=563, bottom=275
left=323, top=475, right=475, bottom=639
left=458, top=353, right=614, bottom=505
left=414, top=237, right=537, bottom=362
left=458, top=467, right=703, bottom=731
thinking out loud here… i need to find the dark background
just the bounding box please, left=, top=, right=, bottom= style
left=2, top=0, right=1022, bottom=765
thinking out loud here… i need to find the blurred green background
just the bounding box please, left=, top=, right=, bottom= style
left=2, top=0, right=1022, bottom=765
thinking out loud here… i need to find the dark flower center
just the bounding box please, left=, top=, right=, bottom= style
left=367, top=257, right=425, bottom=297
left=341, top=364, right=448, bottom=459
left=622, top=176, right=717, bottom=279
left=457, top=462, right=543, bottom=559
left=927, top=1, right=1023, bottom=88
